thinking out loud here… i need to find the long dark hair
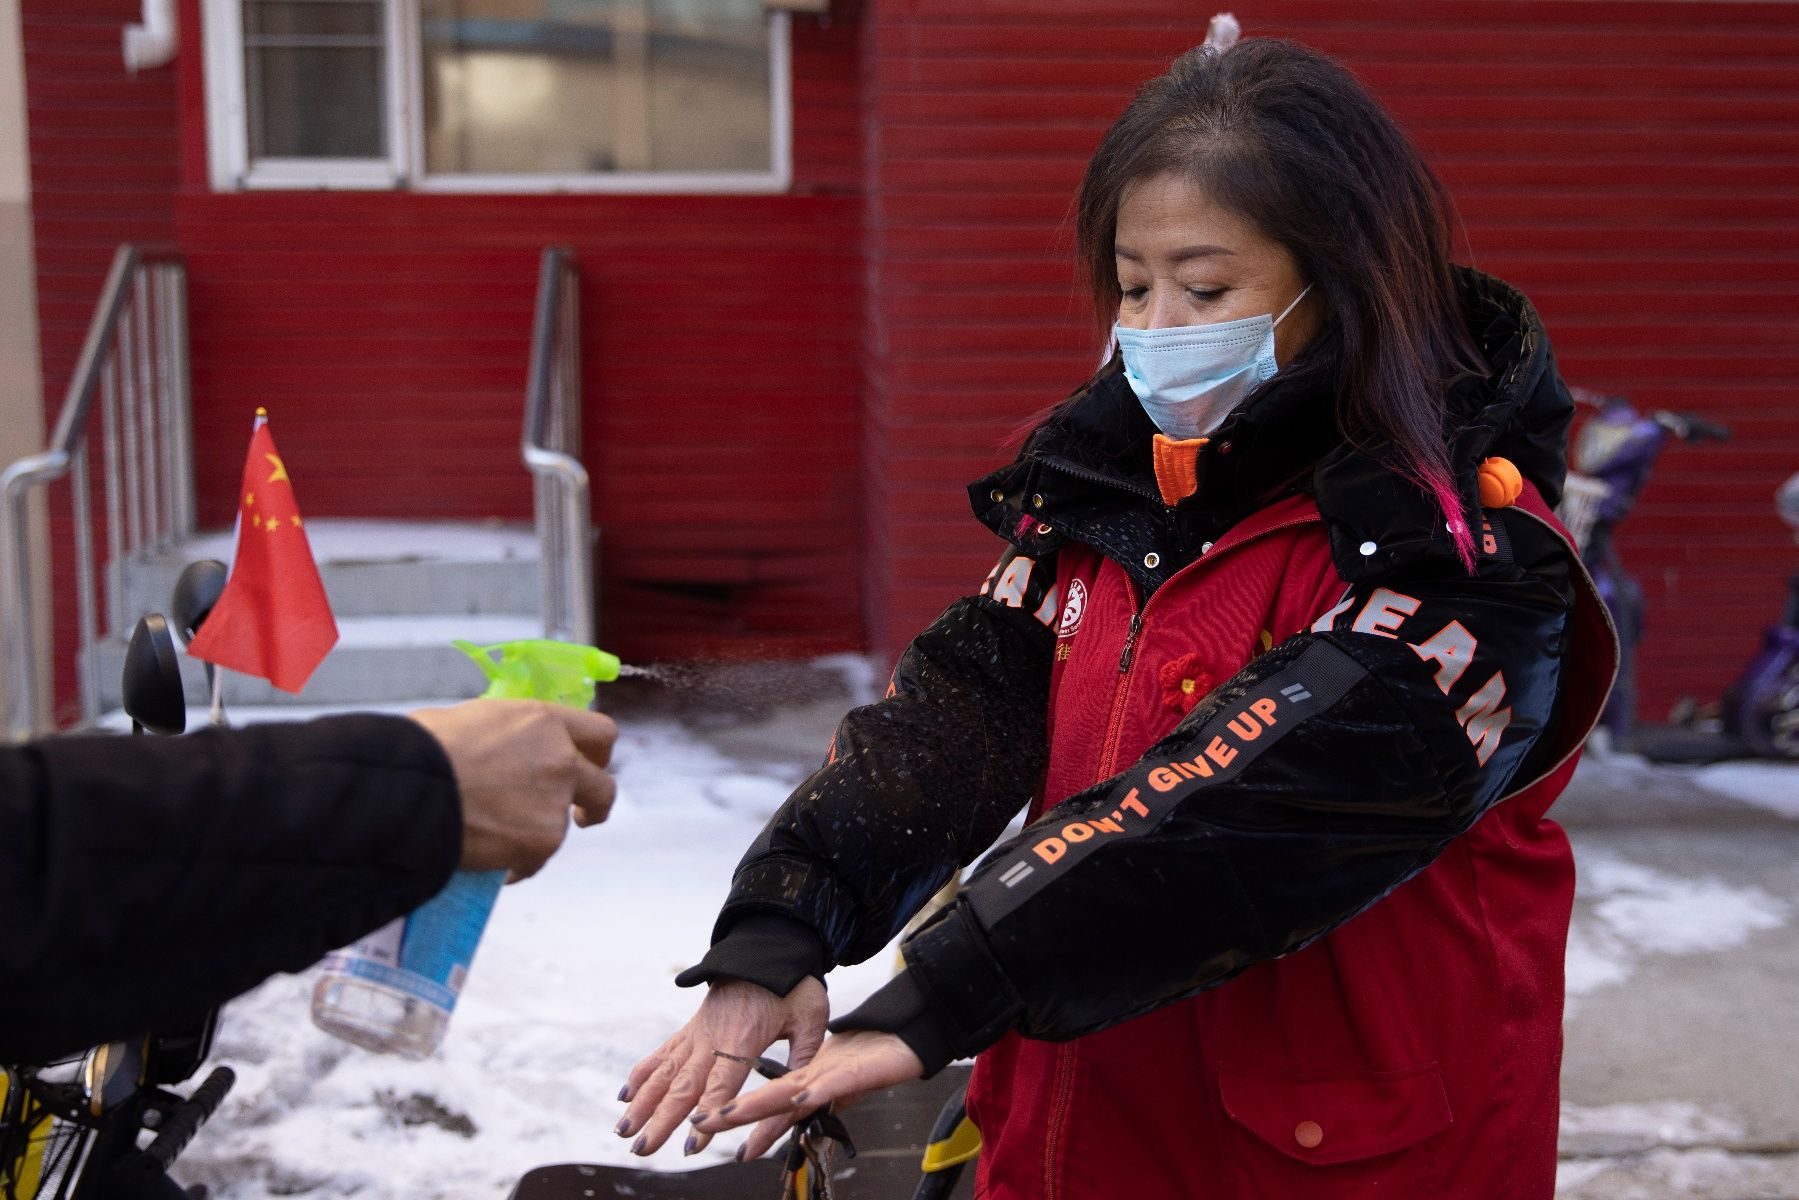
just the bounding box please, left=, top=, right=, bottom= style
left=1074, top=37, right=1482, bottom=566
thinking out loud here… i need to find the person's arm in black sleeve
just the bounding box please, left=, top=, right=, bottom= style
left=0, top=713, right=460, bottom=1064
left=834, top=513, right=1577, bottom=1075
left=676, top=545, right=1060, bottom=997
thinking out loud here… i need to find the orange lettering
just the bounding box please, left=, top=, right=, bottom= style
left=1063, top=822, right=1094, bottom=843
left=1227, top=711, right=1263, bottom=740
left=1250, top=697, right=1278, bottom=725
left=1090, top=816, right=1123, bottom=834
left=1119, top=789, right=1149, bottom=818
left=1148, top=766, right=1182, bottom=793
left=1205, top=736, right=1237, bottom=769
left=1035, top=837, right=1067, bottom=865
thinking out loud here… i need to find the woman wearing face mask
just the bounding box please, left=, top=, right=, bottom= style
left=621, top=26, right=1615, bottom=1199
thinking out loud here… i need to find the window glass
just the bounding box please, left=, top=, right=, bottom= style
left=419, top=0, right=772, bottom=176
left=244, top=0, right=387, bottom=159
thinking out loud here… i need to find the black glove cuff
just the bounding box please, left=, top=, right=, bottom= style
left=831, top=903, right=1020, bottom=1076
left=672, top=913, right=828, bottom=997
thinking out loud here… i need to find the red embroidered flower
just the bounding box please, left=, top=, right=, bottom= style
left=1159, top=652, right=1212, bottom=717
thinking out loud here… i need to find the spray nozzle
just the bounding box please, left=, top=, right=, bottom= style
left=452, top=638, right=622, bottom=710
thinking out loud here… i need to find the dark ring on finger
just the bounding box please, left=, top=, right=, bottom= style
left=712, top=1049, right=756, bottom=1066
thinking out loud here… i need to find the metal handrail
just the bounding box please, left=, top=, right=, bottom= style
left=2, top=245, right=194, bottom=740
left=523, top=247, right=593, bottom=645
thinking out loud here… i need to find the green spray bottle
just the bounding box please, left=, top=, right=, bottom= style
left=311, top=638, right=621, bottom=1059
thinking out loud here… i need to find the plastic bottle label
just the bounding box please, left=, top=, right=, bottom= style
left=320, top=869, right=506, bottom=1013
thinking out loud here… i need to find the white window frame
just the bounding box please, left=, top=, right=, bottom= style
left=203, top=0, right=793, bottom=194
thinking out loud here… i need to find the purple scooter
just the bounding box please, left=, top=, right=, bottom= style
left=1561, top=389, right=1799, bottom=761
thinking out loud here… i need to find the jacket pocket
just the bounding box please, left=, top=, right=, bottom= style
left=1217, top=1063, right=1452, bottom=1194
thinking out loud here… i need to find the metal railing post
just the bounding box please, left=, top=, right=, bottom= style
left=523, top=247, right=593, bottom=646
left=0, top=245, right=196, bottom=739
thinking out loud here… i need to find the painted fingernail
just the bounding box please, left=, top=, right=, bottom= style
left=683, top=1134, right=700, bottom=1156
left=617, top=1085, right=633, bottom=1103
left=632, top=1135, right=648, bottom=1156
left=791, top=1091, right=810, bottom=1107
left=614, top=1118, right=632, bottom=1137
left=735, top=1145, right=748, bottom=1164
left=719, top=1103, right=737, bottom=1117
left=690, top=1111, right=708, bottom=1126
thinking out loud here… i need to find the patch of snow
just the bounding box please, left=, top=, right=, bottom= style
left=1690, top=760, right=1799, bottom=820
left=1559, top=1100, right=1745, bottom=1147
left=180, top=708, right=901, bottom=1200
left=1556, top=1146, right=1799, bottom=1199
left=1583, top=853, right=1789, bottom=957
left=182, top=520, right=537, bottom=567
left=1567, top=851, right=1790, bottom=1015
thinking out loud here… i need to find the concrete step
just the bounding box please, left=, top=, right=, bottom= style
left=88, top=612, right=544, bottom=710
left=120, top=520, right=539, bottom=621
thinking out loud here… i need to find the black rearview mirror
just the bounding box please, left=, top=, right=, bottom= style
left=122, top=614, right=186, bottom=736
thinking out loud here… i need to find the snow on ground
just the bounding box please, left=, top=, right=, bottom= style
left=182, top=520, right=537, bottom=566
left=1688, top=760, right=1799, bottom=820
left=1565, top=849, right=1790, bottom=1014
left=182, top=709, right=900, bottom=1200
left=158, top=699, right=1796, bottom=1198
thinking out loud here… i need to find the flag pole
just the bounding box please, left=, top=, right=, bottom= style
left=204, top=406, right=267, bottom=728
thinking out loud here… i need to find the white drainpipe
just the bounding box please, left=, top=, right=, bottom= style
left=123, top=0, right=177, bottom=73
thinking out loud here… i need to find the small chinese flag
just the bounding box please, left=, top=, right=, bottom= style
left=185, top=410, right=338, bottom=693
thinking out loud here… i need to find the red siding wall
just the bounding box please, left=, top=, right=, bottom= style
left=861, top=0, right=1799, bottom=721
left=169, top=4, right=867, bottom=662
left=23, top=1, right=1799, bottom=721
left=23, top=0, right=180, bottom=723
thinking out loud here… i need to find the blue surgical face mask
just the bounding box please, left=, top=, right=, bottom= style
left=1113, top=284, right=1312, bottom=440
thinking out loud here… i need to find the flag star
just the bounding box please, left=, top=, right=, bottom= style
left=290, top=514, right=303, bottom=528
left=265, top=518, right=280, bottom=534
left=250, top=513, right=261, bottom=529
left=245, top=493, right=256, bottom=507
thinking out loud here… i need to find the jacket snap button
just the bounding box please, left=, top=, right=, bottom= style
left=1358, top=540, right=1378, bottom=556
left=1201, top=541, right=1214, bottom=554
left=1294, top=1120, right=1324, bottom=1149
left=990, top=489, right=1005, bottom=503
left=1032, top=493, right=1045, bottom=509
left=1036, top=523, right=1052, bottom=536
left=1143, top=552, right=1161, bottom=569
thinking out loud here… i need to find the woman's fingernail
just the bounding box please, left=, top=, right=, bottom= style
left=632, top=1135, right=648, bottom=1156
left=734, top=1145, right=748, bottom=1164
left=683, top=1134, right=700, bottom=1156
left=617, top=1085, right=633, bottom=1103
left=719, top=1103, right=736, bottom=1118
left=690, top=1111, right=708, bottom=1126
left=614, top=1118, right=632, bottom=1137
left=791, top=1091, right=810, bottom=1107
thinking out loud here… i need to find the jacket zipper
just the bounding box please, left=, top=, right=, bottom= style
left=1040, top=509, right=1322, bottom=1191
left=1044, top=595, right=1142, bottom=1197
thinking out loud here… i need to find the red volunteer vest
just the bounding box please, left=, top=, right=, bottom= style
left=966, top=487, right=1616, bottom=1200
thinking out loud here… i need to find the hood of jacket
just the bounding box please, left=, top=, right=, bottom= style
left=970, top=267, right=1574, bottom=586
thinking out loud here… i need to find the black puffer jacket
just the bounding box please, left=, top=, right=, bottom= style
left=680, top=269, right=1585, bottom=1073
left=0, top=715, right=460, bottom=1064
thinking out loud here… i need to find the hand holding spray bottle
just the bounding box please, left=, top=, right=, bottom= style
left=309, top=639, right=621, bottom=1059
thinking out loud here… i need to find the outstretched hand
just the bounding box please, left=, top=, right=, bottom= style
left=691, top=1029, right=925, bottom=1163
left=618, top=978, right=829, bottom=1158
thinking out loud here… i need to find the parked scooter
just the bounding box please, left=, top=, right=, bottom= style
left=1561, top=389, right=1799, bottom=761
left=1658, top=470, right=1799, bottom=762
